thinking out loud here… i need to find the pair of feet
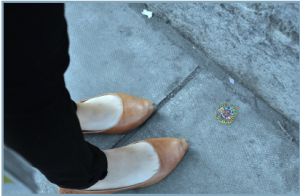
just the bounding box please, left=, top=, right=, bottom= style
left=75, top=94, right=158, bottom=190
left=67, top=94, right=188, bottom=193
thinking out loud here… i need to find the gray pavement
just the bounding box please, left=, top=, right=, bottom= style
left=6, top=2, right=299, bottom=194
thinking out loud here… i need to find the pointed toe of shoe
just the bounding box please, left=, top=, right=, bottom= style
left=102, top=93, right=156, bottom=134
left=125, top=138, right=189, bottom=190
left=141, top=138, right=189, bottom=180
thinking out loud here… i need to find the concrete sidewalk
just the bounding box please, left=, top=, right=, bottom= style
left=5, top=2, right=298, bottom=194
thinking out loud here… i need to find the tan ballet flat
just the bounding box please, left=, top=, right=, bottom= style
left=79, top=93, right=156, bottom=134
left=58, top=138, right=189, bottom=194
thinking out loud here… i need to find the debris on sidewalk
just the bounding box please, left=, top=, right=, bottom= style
left=215, top=102, right=238, bottom=124
left=277, top=121, right=293, bottom=141
left=229, top=77, right=234, bottom=84
left=142, top=9, right=153, bottom=18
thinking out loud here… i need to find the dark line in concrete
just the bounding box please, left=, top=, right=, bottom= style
left=254, top=97, right=259, bottom=112
left=111, top=65, right=203, bottom=149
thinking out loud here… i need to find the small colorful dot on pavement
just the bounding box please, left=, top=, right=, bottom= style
left=215, top=102, right=238, bottom=124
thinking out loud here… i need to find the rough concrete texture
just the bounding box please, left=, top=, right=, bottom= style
left=3, top=3, right=299, bottom=194
left=145, top=3, right=299, bottom=129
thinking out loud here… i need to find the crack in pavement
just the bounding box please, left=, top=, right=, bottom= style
left=254, top=97, right=259, bottom=111
left=111, top=65, right=203, bottom=149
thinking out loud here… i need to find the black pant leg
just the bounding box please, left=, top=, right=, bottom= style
left=4, top=3, right=107, bottom=189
